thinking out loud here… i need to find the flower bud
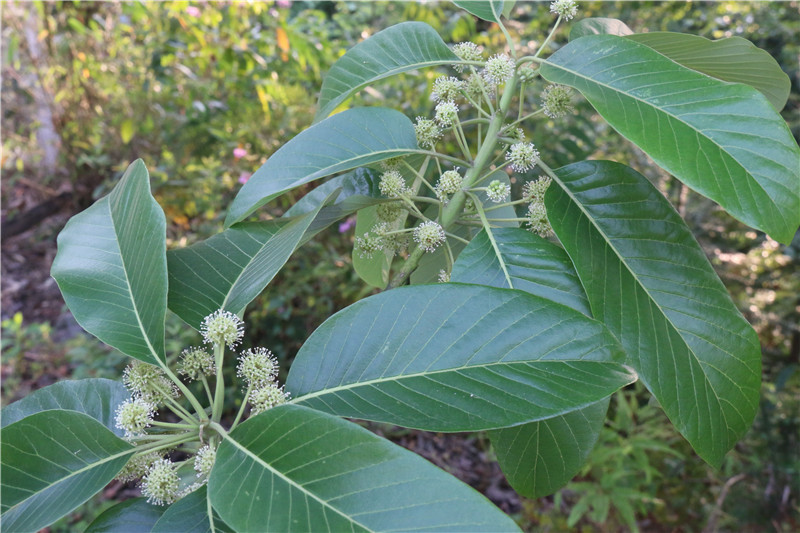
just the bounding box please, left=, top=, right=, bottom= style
left=201, top=309, right=244, bottom=349
left=378, top=170, right=409, bottom=198
left=432, top=76, right=465, bottom=102
left=115, top=398, right=156, bottom=439
left=376, top=202, right=403, bottom=223
left=249, top=382, right=290, bottom=416
left=142, top=459, right=180, bottom=506
left=237, top=347, right=279, bottom=388
left=542, top=84, right=574, bottom=119
left=486, top=180, right=511, bottom=203
left=355, top=233, right=384, bottom=259
left=123, top=361, right=179, bottom=404
left=452, top=42, right=483, bottom=71
left=436, top=170, right=464, bottom=199
left=178, top=347, right=215, bottom=381
left=438, top=269, right=451, bottom=283
left=414, top=117, right=442, bottom=149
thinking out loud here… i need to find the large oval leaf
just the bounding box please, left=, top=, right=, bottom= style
left=569, top=17, right=633, bottom=39
left=1, top=410, right=134, bottom=532
left=452, top=227, right=590, bottom=314
left=51, top=159, right=168, bottom=364
left=627, top=32, right=791, bottom=111
left=547, top=160, right=761, bottom=467
left=85, top=498, right=166, bottom=533
left=540, top=34, right=800, bottom=244
left=287, top=283, right=635, bottom=431
left=152, top=486, right=232, bottom=533
left=226, top=108, right=419, bottom=226
left=451, top=228, right=606, bottom=498
left=1, top=378, right=129, bottom=437
left=168, top=207, right=321, bottom=329
left=315, top=22, right=459, bottom=122
left=208, top=404, right=520, bottom=532
left=452, top=0, right=504, bottom=23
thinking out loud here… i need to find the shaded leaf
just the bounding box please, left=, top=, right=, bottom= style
left=1, top=411, right=134, bottom=532
left=1, top=378, right=129, bottom=437
left=226, top=108, right=419, bottom=226
left=51, top=159, right=168, bottom=364
left=540, top=34, right=800, bottom=244
left=627, top=32, right=791, bottom=111
left=315, top=23, right=459, bottom=122
left=547, top=160, right=761, bottom=466
left=453, top=1, right=504, bottom=22
left=352, top=205, right=392, bottom=288
left=208, top=404, right=520, bottom=532
left=85, top=498, right=165, bottom=533
left=168, top=206, right=321, bottom=329
left=152, top=486, right=233, bottom=533
left=287, top=283, right=635, bottom=431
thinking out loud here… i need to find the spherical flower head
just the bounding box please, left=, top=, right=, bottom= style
left=438, top=269, right=451, bottom=283
left=383, top=232, right=410, bottom=256
left=378, top=170, right=409, bottom=198
left=506, top=142, right=540, bottom=172
left=483, top=54, right=515, bottom=85
left=527, top=202, right=554, bottom=238
left=466, top=73, right=492, bottom=100
left=542, top=84, right=574, bottom=119
left=432, top=76, right=465, bottom=102
left=413, top=221, right=446, bottom=253
left=115, top=398, right=156, bottom=439
left=518, top=66, right=537, bottom=84
left=250, top=382, right=290, bottom=416
left=194, top=444, right=217, bottom=478
left=355, top=233, right=384, bottom=259
left=142, top=459, right=180, bottom=506
left=522, top=176, right=552, bottom=203
left=486, top=180, right=511, bottom=203
left=452, top=42, right=483, bottom=72
left=434, top=101, right=459, bottom=127
left=116, top=451, right=162, bottom=483
left=550, top=0, right=578, bottom=20
left=123, top=361, right=178, bottom=404
left=237, top=347, right=279, bottom=387
left=436, top=170, right=463, bottom=197
left=376, top=202, right=403, bottom=223
left=201, top=309, right=244, bottom=349
left=178, top=347, right=215, bottom=381
left=414, top=117, right=441, bottom=149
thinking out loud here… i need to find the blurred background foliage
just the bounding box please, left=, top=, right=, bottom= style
left=1, top=1, right=798, bottom=531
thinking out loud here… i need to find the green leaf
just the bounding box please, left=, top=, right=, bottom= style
left=85, top=498, right=166, bottom=533
left=627, top=32, right=791, bottom=111
left=352, top=205, right=392, bottom=288
left=547, top=160, right=761, bottom=466
left=51, top=159, right=168, bottom=364
left=208, top=404, right=520, bottom=532
left=489, top=400, right=608, bottom=498
left=569, top=17, right=633, bottom=40
left=168, top=207, right=321, bottom=329
left=226, top=108, right=419, bottom=226
left=1, top=378, right=129, bottom=437
left=1, top=411, right=134, bottom=532
left=451, top=228, right=604, bottom=497
left=120, top=118, right=135, bottom=144
left=315, top=23, right=459, bottom=122
left=540, top=34, right=800, bottom=244
left=453, top=1, right=504, bottom=22
left=152, top=486, right=232, bottom=533
left=287, top=283, right=635, bottom=431
left=451, top=227, right=590, bottom=314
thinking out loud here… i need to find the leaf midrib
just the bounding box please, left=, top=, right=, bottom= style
left=220, top=431, right=372, bottom=532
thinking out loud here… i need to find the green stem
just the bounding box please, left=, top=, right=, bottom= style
left=453, top=119, right=473, bottom=162
left=484, top=198, right=527, bottom=212
left=534, top=16, right=562, bottom=59
left=211, top=344, right=226, bottom=424
left=387, top=246, right=425, bottom=289
left=402, top=160, right=437, bottom=195
left=160, top=363, right=208, bottom=421
left=509, top=108, right=545, bottom=128
left=486, top=217, right=528, bottom=223
left=469, top=192, right=514, bottom=289
left=151, top=420, right=197, bottom=430
left=200, top=374, right=214, bottom=405
left=444, top=231, right=470, bottom=245
left=230, top=388, right=251, bottom=431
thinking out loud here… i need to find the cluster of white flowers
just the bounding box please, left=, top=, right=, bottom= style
left=523, top=176, right=554, bottom=237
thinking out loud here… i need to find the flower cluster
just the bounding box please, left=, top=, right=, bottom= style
left=486, top=180, right=511, bottom=203
left=414, top=117, right=441, bottom=148
left=435, top=101, right=459, bottom=127
left=483, top=54, right=515, bottom=85
left=141, top=459, right=180, bottom=506
left=523, top=176, right=554, bottom=237
left=115, top=398, right=156, bottom=439
left=452, top=42, right=483, bottom=71
left=379, top=170, right=411, bottom=198
left=505, top=142, right=540, bottom=172
left=541, top=84, right=573, bottom=119
left=237, top=346, right=290, bottom=416
left=201, top=309, right=244, bottom=349
left=432, top=76, right=465, bottom=102
left=116, top=451, right=162, bottom=483
left=413, top=221, right=446, bottom=252
left=194, top=444, right=217, bottom=478
left=376, top=202, right=403, bottom=224
left=550, top=0, right=578, bottom=20
left=435, top=170, right=464, bottom=202
left=123, top=361, right=179, bottom=404
left=438, top=269, right=451, bottom=283
left=178, top=347, right=215, bottom=381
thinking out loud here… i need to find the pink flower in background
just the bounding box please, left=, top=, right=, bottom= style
left=185, top=6, right=201, bottom=17
left=238, top=172, right=251, bottom=184
left=338, top=217, right=355, bottom=234
left=233, top=147, right=247, bottom=159
left=276, top=0, right=291, bottom=8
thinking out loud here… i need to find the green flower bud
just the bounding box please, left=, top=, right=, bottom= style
left=237, top=347, right=279, bottom=388
left=486, top=180, right=511, bottom=203
left=250, top=383, right=290, bottom=416
left=378, top=170, right=410, bottom=198
left=518, top=66, right=537, bottom=84
left=142, top=459, right=180, bottom=506
left=542, top=84, right=574, bottom=119
left=435, top=170, right=464, bottom=200
left=115, top=398, right=155, bottom=439
left=414, top=117, right=441, bottom=149
left=432, top=76, right=465, bottom=102
left=123, top=361, right=179, bottom=404
left=201, top=309, right=244, bottom=349
left=505, top=142, right=540, bottom=172
left=355, top=233, right=384, bottom=259
left=178, top=347, right=215, bottom=381
left=413, top=221, right=446, bottom=252
left=452, top=42, right=483, bottom=72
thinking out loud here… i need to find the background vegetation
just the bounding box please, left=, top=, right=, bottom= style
left=2, top=1, right=798, bottom=531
